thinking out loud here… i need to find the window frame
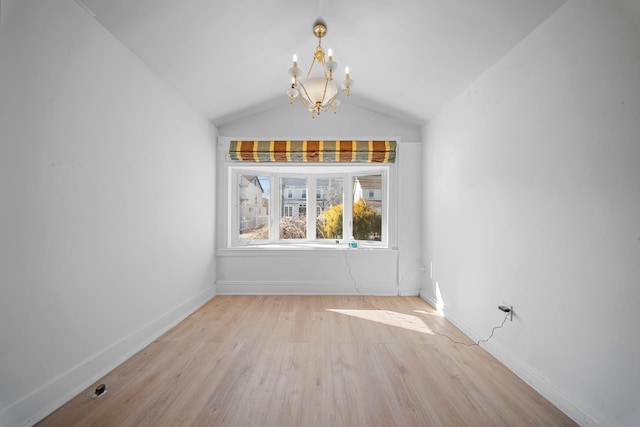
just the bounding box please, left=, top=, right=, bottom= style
left=228, top=164, right=393, bottom=249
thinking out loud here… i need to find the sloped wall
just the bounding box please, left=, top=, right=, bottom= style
left=0, top=1, right=216, bottom=425
left=422, top=1, right=640, bottom=426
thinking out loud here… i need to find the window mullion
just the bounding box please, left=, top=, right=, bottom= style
left=307, top=177, right=316, bottom=241
left=344, top=173, right=353, bottom=241
left=231, top=170, right=239, bottom=246
left=270, top=173, right=279, bottom=243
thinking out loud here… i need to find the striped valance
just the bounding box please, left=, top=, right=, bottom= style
left=229, top=140, right=396, bottom=163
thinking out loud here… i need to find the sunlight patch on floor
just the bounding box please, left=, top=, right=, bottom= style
left=413, top=309, right=443, bottom=317
left=326, top=309, right=434, bottom=334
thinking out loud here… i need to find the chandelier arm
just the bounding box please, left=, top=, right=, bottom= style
left=321, top=78, right=329, bottom=104
left=296, top=81, right=315, bottom=107
left=305, top=56, right=317, bottom=81
left=321, top=88, right=346, bottom=110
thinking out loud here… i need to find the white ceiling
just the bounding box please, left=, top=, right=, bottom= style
left=77, top=0, right=567, bottom=125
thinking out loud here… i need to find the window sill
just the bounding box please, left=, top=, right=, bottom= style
left=217, top=245, right=397, bottom=258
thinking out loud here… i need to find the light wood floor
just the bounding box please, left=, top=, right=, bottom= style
left=38, top=296, right=576, bottom=426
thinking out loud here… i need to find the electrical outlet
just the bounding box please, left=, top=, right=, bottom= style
left=498, top=304, right=513, bottom=321
left=93, top=384, right=106, bottom=397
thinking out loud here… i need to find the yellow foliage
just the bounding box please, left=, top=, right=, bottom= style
left=352, top=198, right=381, bottom=240
left=319, top=203, right=343, bottom=239
left=319, top=198, right=381, bottom=241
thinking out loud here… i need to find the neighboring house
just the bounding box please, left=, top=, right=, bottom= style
left=353, top=175, right=382, bottom=212
left=281, top=178, right=343, bottom=217
left=280, top=176, right=382, bottom=218
left=281, top=178, right=307, bottom=217
left=239, top=175, right=268, bottom=232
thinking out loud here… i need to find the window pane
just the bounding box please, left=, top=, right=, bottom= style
left=279, top=177, right=307, bottom=239
left=316, top=177, right=344, bottom=239
left=239, top=175, right=270, bottom=241
left=352, top=174, right=382, bottom=241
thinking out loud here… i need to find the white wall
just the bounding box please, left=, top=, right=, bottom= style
left=396, top=142, right=424, bottom=295
left=217, top=249, right=400, bottom=295
left=217, top=100, right=423, bottom=142
left=217, top=104, right=423, bottom=296
left=0, top=1, right=216, bottom=425
left=422, top=1, right=640, bottom=426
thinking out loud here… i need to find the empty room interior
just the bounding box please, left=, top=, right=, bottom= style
left=1, top=0, right=640, bottom=426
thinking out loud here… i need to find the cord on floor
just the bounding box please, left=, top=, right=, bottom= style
left=432, top=312, right=510, bottom=347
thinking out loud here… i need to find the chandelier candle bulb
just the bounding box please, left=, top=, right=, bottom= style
left=328, top=49, right=333, bottom=61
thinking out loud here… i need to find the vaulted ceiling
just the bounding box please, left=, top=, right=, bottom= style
left=77, top=0, right=568, bottom=125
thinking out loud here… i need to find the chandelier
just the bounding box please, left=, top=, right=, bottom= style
left=286, top=19, right=354, bottom=118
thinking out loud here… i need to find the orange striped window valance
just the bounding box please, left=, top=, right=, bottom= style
left=229, top=140, right=396, bottom=163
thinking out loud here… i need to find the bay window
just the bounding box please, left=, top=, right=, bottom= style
left=229, top=165, right=390, bottom=248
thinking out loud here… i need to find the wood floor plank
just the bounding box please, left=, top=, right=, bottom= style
left=37, top=296, right=577, bottom=427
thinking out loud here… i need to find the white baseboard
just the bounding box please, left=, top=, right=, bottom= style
left=398, top=288, right=420, bottom=296
left=1, top=285, right=217, bottom=427
left=419, top=290, right=438, bottom=308
left=418, top=292, right=602, bottom=427
left=215, top=280, right=400, bottom=295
